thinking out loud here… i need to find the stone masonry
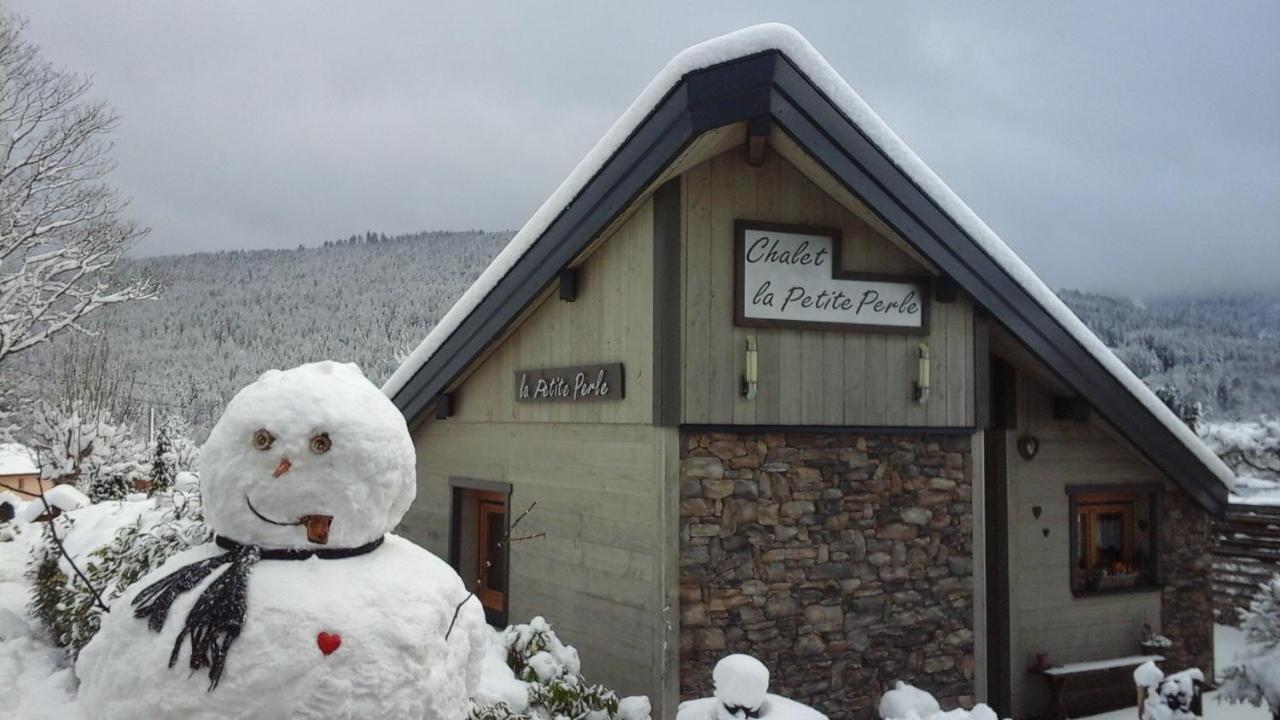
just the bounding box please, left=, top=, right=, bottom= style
left=679, top=431, right=975, bottom=720
left=1159, top=483, right=1215, bottom=675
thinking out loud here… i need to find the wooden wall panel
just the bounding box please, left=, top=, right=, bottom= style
left=404, top=420, right=664, bottom=705
left=680, top=146, right=975, bottom=427
left=448, top=200, right=654, bottom=425
left=1003, top=369, right=1166, bottom=717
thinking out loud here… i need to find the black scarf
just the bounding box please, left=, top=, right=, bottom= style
left=131, top=534, right=384, bottom=690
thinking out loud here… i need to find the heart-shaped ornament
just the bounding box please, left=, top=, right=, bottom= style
left=317, top=631, right=342, bottom=656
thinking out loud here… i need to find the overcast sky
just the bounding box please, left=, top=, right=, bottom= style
left=11, top=1, right=1279, bottom=296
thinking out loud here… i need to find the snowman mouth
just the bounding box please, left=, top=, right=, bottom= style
left=244, top=495, right=334, bottom=545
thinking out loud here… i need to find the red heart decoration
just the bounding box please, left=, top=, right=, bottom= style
left=317, top=631, right=341, bottom=656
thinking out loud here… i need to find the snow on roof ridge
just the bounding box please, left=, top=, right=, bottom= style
left=382, top=23, right=1234, bottom=490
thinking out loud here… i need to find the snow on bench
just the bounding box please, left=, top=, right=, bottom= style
left=1043, top=655, right=1165, bottom=676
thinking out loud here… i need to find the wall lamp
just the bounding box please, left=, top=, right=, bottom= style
left=742, top=336, right=758, bottom=399
left=913, top=343, right=930, bottom=404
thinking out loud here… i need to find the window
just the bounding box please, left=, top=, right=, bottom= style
left=1067, top=485, right=1160, bottom=596
left=449, top=478, right=511, bottom=625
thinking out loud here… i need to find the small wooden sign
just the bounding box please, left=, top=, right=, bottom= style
left=735, top=220, right=930, bottom=334
left=515, top=364, right=624, bottom=403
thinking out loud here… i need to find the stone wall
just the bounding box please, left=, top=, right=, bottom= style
left=1159, top=484, right=1216, bottom=674
left=679, top=431, right=975, bottom=720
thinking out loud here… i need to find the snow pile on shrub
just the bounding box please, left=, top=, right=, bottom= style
left=676, top=653, right=826, bottom=719
left=1219, top=576, right=1280, bottom=717
left=470, top=615, right=651, bottom=720
left=877, top=681, right=1001, bottom=720
left=26, top=487, right=210, bottom=655
left=1201, top=419, right=1280, bottom=505
left=12, top=484, right=91, bottom=523
left=1133, top=661, right=1203, bottom=720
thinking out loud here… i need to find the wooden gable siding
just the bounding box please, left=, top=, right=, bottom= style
left=680, top=146, right=975, bottom=427
left=998, top=351, right=1166, bottom=716
left=447, top=198, right=655, bottom=425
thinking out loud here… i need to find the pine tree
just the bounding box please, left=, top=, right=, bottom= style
left=149, top=425, right=176, bottom=495
left=1220, top=576, right=1280, bottom=720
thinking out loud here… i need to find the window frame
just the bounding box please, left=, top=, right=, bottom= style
left=1066, top=482, right=1163, bottom=597
left=448, top=477, right=512, bottom=626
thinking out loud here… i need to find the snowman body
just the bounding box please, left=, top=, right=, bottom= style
left=76, top=362, right=489, bottom=719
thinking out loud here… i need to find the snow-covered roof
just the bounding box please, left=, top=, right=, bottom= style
left=384, top=23, right=1233, bottom=504
left=0, top=444, right=38, bottom=476
left=13, top=484, right=90, bottom=523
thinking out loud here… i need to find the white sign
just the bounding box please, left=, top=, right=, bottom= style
left=735, top=222, right=928, bottom=333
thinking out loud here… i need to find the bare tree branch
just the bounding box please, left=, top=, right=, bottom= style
left=0, top=12, right=159, bottom=364
left=445, top=501, right=540, bottom=641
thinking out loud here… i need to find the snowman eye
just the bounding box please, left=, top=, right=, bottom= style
left=309, top=433, right=332, bottom=455
left=252, top=429, right=275, bottom=450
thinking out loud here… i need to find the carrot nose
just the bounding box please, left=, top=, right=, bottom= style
left=273, top=458, right=292, bottom=478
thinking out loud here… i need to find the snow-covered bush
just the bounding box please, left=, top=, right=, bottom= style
left=1134, top=660, right=1203, bottom=720
left=27, top=400, right=151, bottom=502
left=875, top=681, right=1000, bottom=720
left=469, top=616, right=650, bottom=720
left=677, top=653, right=827, bottom=719
left=25, top=487, right=211, bottom=655
left=1219, top=576, right=1280, bottom=719
left=1202, top=418, right=1280, bottom=485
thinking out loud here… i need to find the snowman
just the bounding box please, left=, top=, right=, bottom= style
left=676, top=654, right=827, bottom=720
left=77, top=362, right=490, bottom=719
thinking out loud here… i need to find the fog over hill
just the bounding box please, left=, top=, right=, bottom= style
left=9, top=232, right=1278, bottom=436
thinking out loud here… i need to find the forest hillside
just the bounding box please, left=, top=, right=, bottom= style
left=9, top=233, right=1277, bottom=436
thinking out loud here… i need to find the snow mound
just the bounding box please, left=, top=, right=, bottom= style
left=677, top=653, right=825, bottom=719
left=880, top=681, right=942, bottom=720
left=0, top=443, right=37, bottom=475
left=173, top=471, right=198, bottom=491
left=1140, top=667, right=1204, bottom=720
left=1135, top=660, right=1165, bottom=688
left=13, top=484, right=91, bottom=523
left=714, top=653, right=769, bottom=709
left=877, top=682, right=1004, bottom=720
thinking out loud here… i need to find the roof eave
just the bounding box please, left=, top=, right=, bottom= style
left=393, top=50, right=1228, bottom=516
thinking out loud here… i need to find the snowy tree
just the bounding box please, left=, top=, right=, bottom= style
left=27, top=399, right=148, bottom=501
left=148, top=422, right=175, bottom=494
left=147, top=413, right=196, bottom=494
left=1202, top=418, right=1280, bottom=482
left=1219, top=576, right=1280, bottom=720
left=1156, top=385, right=1201, bottom=433
left=0, top=12, right=157, bottom=364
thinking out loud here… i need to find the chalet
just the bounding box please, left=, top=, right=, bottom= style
left=384, top=25, right=1232, bottom=719
left=0, top=443, right=46, bottom=521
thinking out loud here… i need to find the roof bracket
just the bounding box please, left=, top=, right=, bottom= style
left=1053, top=396, right=1091, bottom=422
left=934, top=276, right=959, bottom=303
left=746, top=115, right=771, bottom=167
left=434, top=393, right=454, bottom=420
left=559, top=268, right=578, bottom=302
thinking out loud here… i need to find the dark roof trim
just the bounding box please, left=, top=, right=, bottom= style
left=392, top=51, right=1226, bottom=515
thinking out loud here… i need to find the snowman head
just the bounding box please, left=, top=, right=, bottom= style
left=200, top=361, right=416, bottom=549
left=713, top=654, right=769, bottom=720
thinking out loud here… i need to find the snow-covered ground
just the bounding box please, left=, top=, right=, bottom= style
left=0, top=523, right=82, bottom=719
left=0, top=499, right=646, bottom=719
left=0, top=500, right=1271, bottom=718
left=1078, top=625, right=1269, bottom=720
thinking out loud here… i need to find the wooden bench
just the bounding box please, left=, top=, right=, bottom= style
left=1030, top=654, right=1164, bottom=719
